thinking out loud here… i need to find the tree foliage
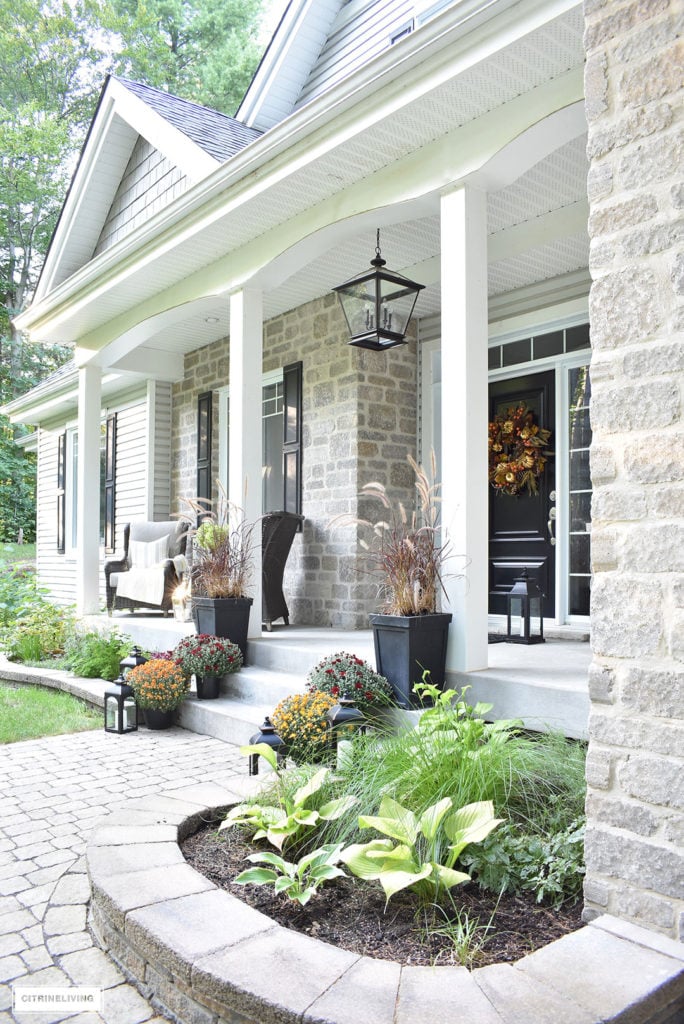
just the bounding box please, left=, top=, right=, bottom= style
left=109, top=0, right=265, bottom=115
left=0, top=0, right=265, bottom=540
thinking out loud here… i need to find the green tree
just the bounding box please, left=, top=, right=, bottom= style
left=0, top=0, right=266, bottom=541
left=109, top=0, right=265, bottom=114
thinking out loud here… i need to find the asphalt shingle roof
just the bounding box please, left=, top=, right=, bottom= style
left=114, top=77, right=262, bottom=163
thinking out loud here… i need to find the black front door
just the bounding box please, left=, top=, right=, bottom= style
left=489, top=370, right=556, bottom=616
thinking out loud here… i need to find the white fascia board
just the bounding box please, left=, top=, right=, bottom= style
left=238, top=0, right=342, bottom=129
left=18, top=0, right=582, bottom=340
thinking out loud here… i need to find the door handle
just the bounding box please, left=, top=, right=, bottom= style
left=548, top=506, right=556, bottom=546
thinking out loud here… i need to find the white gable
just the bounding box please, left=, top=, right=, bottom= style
left=239, top=0, right=478, bottom=132
left=36, top=79, right=221, bottom=302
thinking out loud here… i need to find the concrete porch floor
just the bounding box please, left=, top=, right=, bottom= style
left=89, top=614, right=591, bottom=739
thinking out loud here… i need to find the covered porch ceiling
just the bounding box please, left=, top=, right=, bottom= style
left=17, top=0, right=588, bottom=381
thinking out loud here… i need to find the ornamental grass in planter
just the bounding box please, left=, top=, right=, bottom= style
left=178, top=484, right=257, bottom=661
left=331, top=453, right=454, bottom=707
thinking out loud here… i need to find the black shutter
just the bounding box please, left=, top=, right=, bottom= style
left=197, top=392, right=212, bottom=520
left=282, top=361, right=302, bottom=518
left=56, top=432, right=66, bottom=553
left=104, top=414, right=117, bottom=554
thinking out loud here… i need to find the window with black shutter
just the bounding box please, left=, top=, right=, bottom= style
left=282, top=361, right=302, bottom=517
left=197, top=391, right=212, bottom=520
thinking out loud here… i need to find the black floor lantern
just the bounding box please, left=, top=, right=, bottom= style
left=506, top=569, right=545, bottom=645
left=104, top=673, right=138, bottom=734
left=104, top=646, right=148, bottom=734
left=333, top=229, right=424, bottom=350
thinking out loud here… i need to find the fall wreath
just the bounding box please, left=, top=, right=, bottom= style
left=488, top=405, right=552, bottom=496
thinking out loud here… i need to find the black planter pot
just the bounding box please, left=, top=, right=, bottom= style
left=143, top=708, right=176, bottom=730
left=192, top=597, right=253, bottom=664
left=195, top=674, right=221, bottom=700
left=370, top=612, right=452, bottom=709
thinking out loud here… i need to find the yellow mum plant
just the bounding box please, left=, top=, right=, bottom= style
left=271, top=690, right=337, bottom=761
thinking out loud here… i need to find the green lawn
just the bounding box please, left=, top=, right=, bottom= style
left=0, top=542, right=36, bottom=565
left=0, top=681, right=101, bottom=744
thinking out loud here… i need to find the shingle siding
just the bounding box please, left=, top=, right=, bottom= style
left=94, top=137, right=188, bottom=256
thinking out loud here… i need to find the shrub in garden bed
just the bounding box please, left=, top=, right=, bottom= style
left=227, top=680, right=587, bottom=911
left=63, top=626, right=132, bottom=681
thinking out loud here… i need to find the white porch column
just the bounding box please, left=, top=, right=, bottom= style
left=229, top=288, right=263, bottom=639
left=440, top=184, right=489, bottom=672
left=76, top=364, right=102, bottom=616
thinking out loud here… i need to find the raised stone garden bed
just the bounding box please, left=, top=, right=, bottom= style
left=87, top=779, right=684, bottom=1024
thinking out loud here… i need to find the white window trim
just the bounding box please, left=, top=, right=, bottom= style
left=217, top=368, right=284, bottom=501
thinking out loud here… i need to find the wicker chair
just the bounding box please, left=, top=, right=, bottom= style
left=105, top=520, right=189, bottom=616
left=262, top=511, right=304, bottom=630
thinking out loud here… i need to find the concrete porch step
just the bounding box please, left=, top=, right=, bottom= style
left=177, top=693, right=275, bottom=747
left=219, top=664, right=306, bottom=706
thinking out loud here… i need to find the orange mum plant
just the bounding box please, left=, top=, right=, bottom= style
left=128, top=659, right=189, bottom=711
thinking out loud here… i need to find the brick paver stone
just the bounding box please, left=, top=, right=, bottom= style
left=0, top=728, right=245, bottom=1023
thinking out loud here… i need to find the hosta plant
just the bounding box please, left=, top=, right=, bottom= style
left=235, top=843, right=346, bottom=906
left=339, top=795, right=502, bottom=904
left=221, top=744, right=357, bottom=851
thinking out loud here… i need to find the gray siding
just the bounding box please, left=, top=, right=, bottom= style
left=149, top=381, right=174, bottom=520
left=94, top=136, right=188, bottom=256
left=112, top=393, right=151, bottom=554
left=295, top=0, right=414, bottom=108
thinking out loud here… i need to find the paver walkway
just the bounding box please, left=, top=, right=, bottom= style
left=0, top=726, right=245, bottom=1024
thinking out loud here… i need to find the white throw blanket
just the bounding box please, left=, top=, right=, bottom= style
left=114, top=565, right=166, bottom=606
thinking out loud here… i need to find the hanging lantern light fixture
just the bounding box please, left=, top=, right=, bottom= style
left=333, top=230, right=424, bottom=350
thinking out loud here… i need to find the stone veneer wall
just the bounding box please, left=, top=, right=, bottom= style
left=171, top=292, right=418, bottom=628
left=583, top=0, right=683, bottom=940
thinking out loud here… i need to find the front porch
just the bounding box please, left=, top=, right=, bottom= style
left=88, top=614, right=590, bottom=741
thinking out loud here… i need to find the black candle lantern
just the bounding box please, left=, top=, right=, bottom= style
left=326, top=693, right=367, bottom=743
left=506, top=569, right=545, bottom=645
left=248, top=717, right=286, bottom=775
left=119, top=646, right=148, bottom=676
left=333, top=230, right=424, bottom=350
left=104, top=672, right=138, bottom=734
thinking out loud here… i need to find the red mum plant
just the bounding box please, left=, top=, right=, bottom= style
left=306, top=651, right=393, bottom=714
left=172, top=634, right=243, bottom=678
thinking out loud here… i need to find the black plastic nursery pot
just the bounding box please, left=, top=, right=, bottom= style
left=195, top=674, right=221, bottom=700
left=192, top=596, right=253, bottom=665
left=370, top=612, right=452, bottom=709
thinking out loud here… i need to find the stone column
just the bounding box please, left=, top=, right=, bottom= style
left=229, top=288, right=263, bottom=639
left=583, top=0, right=683, bottom=940
left=76, top=363, right=102, bottom=616
left=440, top=184, right=489, bottom=672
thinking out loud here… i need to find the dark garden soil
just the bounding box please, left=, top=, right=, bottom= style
left=182, top=822, right=584, bottom=968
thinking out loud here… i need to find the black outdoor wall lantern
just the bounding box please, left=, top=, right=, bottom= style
left=248, top=716, right=286, bottom=775
left=506, top=569, right=545, bottom=645
left=104, top=672, right=138, bottom=734
left=333, top=229, right=424, bottom=350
